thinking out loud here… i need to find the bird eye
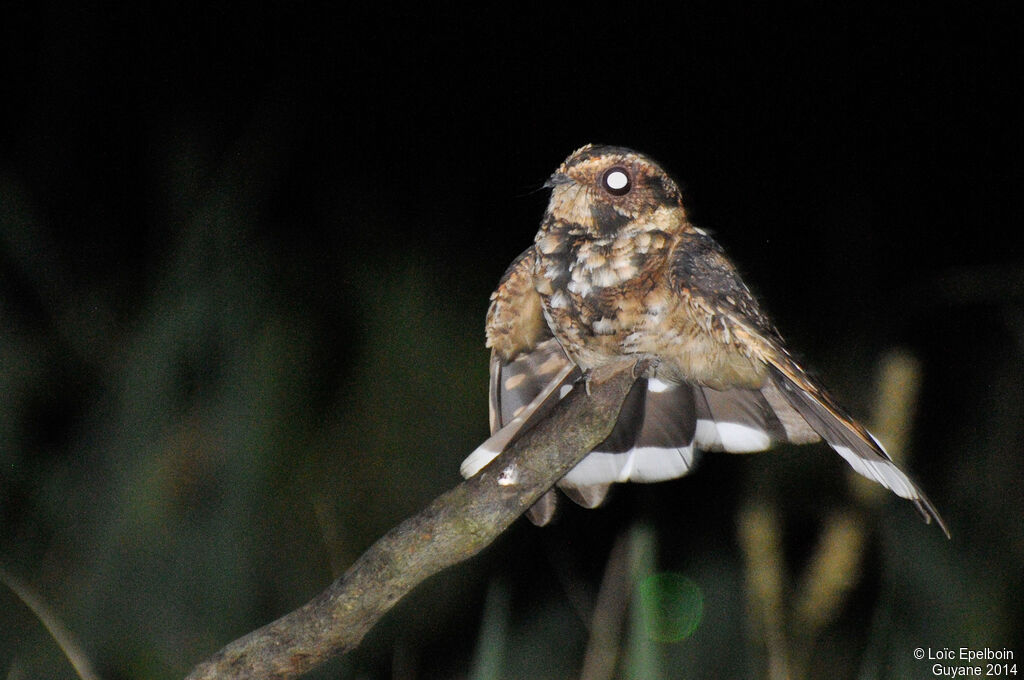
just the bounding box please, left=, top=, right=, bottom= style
left=602, top=167, right=632, bottom=196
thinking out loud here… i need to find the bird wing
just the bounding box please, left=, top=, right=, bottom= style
left=669, top=228, right=948, bottom=535
left=460, top=248, right=578, bottom=524
left=749, top=334, right=948, bottom=536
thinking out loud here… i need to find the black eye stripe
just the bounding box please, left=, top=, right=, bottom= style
left=602, top=166, right=632, bottom=196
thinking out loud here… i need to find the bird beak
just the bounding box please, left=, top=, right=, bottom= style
left=543, top=172, right=571, bottom=189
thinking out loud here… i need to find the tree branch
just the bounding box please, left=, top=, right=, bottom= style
left=185, top=359, right=642, bottom=680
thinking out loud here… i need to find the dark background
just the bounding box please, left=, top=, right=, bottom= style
left=1, top=4, right=1020, bottom=679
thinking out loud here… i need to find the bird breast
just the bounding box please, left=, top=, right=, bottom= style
left=535, top=228, right=766, bottom=389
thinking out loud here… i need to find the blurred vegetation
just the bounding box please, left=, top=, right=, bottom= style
left=2, top=5, right=1021, bottom=680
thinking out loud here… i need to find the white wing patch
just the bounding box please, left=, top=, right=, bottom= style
left=648, top=377, right=673, bottom=393
left=695, top=420, right=772, bottom=453
left=832, top=443, right=918, bottom=499
left=460, top=440, right=504, bottom=478
left=630, top=446, right=698, bottom=482
left=562, top=445, right=696, bottom=487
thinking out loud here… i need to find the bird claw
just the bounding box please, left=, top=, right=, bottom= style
left=632, top=356, right=658, bottom=379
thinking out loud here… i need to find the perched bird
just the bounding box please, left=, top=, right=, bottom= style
left=461, top=144, right=947, bottom=535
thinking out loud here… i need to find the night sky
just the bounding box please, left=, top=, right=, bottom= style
left=4, top=6, right=1016, bottom=299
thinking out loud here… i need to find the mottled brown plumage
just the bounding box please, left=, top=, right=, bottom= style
left=463, top=144, right=947, bottom=535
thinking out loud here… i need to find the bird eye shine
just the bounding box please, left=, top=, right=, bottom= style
left=602, top=167, right=631, bottom=195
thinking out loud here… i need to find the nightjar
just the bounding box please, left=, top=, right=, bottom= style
left=461, top=143, right=947, bottom=535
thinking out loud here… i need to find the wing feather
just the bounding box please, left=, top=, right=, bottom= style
left=671, top=228, right=947, bottom=535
